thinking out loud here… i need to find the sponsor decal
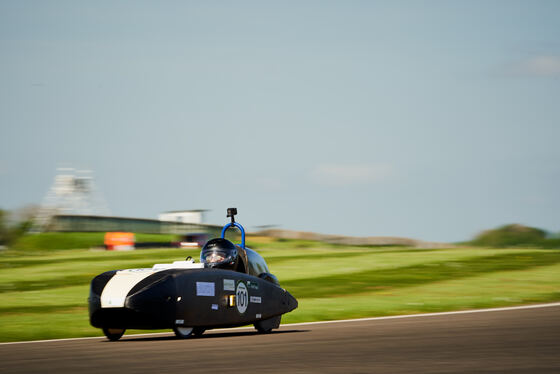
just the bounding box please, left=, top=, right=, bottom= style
left=175, top=319, right=184, bottom=324
left=256, top=314, right=262, bottom=319
left=247, top=281, right=259, bottom=290
left=250, top=296, right=262, bottom=304
left=223, top=279, right=235, bottom=291
left=196, top=281, right=215, bottom=296
left=236, top=282, right=248, bottom=314
left=211, top=304, right=218, bottom=310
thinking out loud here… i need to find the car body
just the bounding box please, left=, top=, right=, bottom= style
left=88, top=209, right=298, bottom=340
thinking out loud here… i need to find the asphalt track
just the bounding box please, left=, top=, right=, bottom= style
left=1, top=304, right=559, bottom=374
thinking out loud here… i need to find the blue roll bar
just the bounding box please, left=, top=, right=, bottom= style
left=221, top=222, right=246, bottom=249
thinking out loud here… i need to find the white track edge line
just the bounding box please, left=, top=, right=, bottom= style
left=284, top=301, right=560, bottom=327
left=1, top=301, right=559, bottom=346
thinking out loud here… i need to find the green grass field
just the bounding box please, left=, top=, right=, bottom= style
left=1, top=238, right=559, bottom=342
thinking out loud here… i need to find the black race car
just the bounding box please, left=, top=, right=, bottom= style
left=88, top=208, right=298, bottom=341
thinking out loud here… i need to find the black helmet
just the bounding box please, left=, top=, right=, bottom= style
left=200, top=238, right=238, bottom=270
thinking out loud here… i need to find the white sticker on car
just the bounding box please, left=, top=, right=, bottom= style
left=212, top=304, right=218, bottom=310
left=236, top=282, right=248, bottom=314
left=223, top=279, right=235, bottom=291
left=196, top=281, right=215, bottom=296
left=250, top=296, right=261, bottom=304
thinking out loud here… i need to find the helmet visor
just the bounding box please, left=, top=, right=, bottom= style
left=203, top=250, right=227, bottom=264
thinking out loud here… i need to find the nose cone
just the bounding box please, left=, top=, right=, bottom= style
left=282, top=290, right=298, bottom=313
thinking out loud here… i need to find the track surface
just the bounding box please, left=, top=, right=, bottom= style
left=2, top=305, right=559, bottom=373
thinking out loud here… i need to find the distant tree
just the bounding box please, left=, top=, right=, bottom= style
left=472, top=224, right=547, bottom=248
left=0, top=209, right=7, bottom=246
left=0, top=207, right=36, bottom=247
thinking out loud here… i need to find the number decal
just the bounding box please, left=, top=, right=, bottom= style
left=236, top=282, right=248, bottom=314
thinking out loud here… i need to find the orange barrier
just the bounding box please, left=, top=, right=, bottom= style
left=104, top=232, right=135, bottom=251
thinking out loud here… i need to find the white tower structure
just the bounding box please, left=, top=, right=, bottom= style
left=31, top=168, right=111, bottom=232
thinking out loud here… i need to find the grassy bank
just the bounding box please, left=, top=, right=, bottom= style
left=0, top=239, right=559, bottom=342
left=10, top=232, right=178, bottom=251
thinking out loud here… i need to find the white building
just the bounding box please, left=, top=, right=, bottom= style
left=158, top=210, right=207, bottom=224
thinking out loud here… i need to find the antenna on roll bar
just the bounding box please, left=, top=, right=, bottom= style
left=222, top=208, right=244, bottom=248
left=227, top=207, right=237, bottom=224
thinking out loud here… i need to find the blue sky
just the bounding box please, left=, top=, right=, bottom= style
left=1, top=1, right=559, bottom=241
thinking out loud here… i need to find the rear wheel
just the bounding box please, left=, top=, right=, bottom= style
left=103, top=328, right=125, bottom=341
left=173, top=326, right=194, bottom=338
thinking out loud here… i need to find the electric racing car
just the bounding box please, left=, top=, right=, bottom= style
left=88, top=208, right=298, bottom=340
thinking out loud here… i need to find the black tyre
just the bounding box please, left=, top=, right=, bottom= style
left=254, top=321, right=273, bottom=334
left=173, top=326, right=194, bottom=338
left=254, top=315, right=281, bottom=334
left=103, top=328, right=125, bottom=341
left=192, top=327, right=206, bottom=337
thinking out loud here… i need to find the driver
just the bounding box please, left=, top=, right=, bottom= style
left=200, top=238, right=239, bottom=271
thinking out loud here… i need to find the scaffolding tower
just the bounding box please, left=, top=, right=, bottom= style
left=31, top=168, right=111, bottom=232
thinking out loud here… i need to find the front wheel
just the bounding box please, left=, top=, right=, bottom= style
left=173, top=326, right=194, bottom=339
left=103, top=327, right=125, bottom=341
left=192, top=327, right=206, bottom=337
left=254, top=322, right=273, bottom=334
left=254, top=315, right=281, bottom=333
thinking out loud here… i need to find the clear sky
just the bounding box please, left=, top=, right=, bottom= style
left=1, top=1, right=559, bottom=242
